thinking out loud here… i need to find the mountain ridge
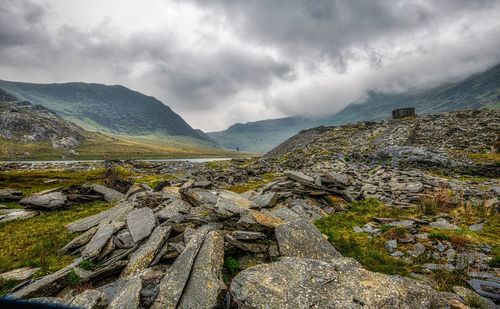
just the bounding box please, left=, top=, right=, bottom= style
left=0, top=80, right=214, bottom=145
left=209, top=63, right=500, bottom=153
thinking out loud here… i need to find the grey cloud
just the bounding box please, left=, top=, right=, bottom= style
left=0, top=0, right=499, bottom=130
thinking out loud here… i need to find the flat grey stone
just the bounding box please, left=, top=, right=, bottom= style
left=20, top=191, right=67, bottom=210
left=353, top=226, right=363, bottom=233
left=89, top=184, right=124, bottom=202
left=275, top=220, right=340, bottom=261
left=284, top=170, right=314, bottom=185
left=0, top=189, right=23, bottom=201
left=67, top=202, right=132, bottom=232
left=389, top=220, right=414, bottom=229
left=408, top=243, right=426, bottom=257
left=270, top=207, right=303, bottom=222
left=0, top=267, right=40, bottom=281
left=151, top=226, right=211, bottom=309
left=70, top=289, right=107, bottom=309
left=469, top=223, right=484, bottom=232
left=122, top=225, right=171, bottom=277
left=10, top=258, right=81, bottom=299
left=406, top=182, right=423, bottom=193
left=430, top=219, right=460, bottom=230
left=60, top=226, right=98, bottom=254
left=127, top=207, right=156, bottom=243
left=452, top=286, right=496, bottom=309
left=385, top=240, right=397, bottom=253
left=468, top=279, right=500, bottom=301
left=231, top=230, right=266, bottom=241
left=177, top=231, right=226, bottom=309
left=0, top=209, right=39, bottom=223
left=230, top=257, right=449, bottom=309
left=82, top=221, right=123, bottom=259
left=156, top=199, right=191, bottom=220
left=251, top=192, right=278, bottom=209
left=108, top=276, right=142, bottom=309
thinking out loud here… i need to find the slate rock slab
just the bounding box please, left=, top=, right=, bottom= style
left=0, top=189, right=23, bottom=201
left=251, top=192, right=278, bottom=209
left=177, top=231, right=226, bottom=309
left=0, top=267, right=40, bottom=281
left=127, top=207, right=156, bottom=243
left=20, top=191, right=67, bottom=210
left=122, top=225, right=171, bottom=277
left=0, top=209, right=39, bottom=223
left=275, top=219, right=340, bottom=261
left=230, top=257, right=451, bottom=309
left=284, top=170, right=315, bottom=185
left=89, top=184, right=124, bottom=202
left=151, top=226, right=211, bottom=309
left=108, top=276, right=142, bottom=309
left=430, top=219, right=460, bottom=230
left=70, top=289, right=107, bottom=309
left=82, top=221, right=123, bottom=259
left=10, top=258, right=82, bottom=299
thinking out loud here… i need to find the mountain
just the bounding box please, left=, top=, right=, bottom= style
left=0, top=89, right=85, bottom=149
left=0, top=89, right=233, bottom=160
left=0, top=80, right=213, bottom=144
left=208, top=63, right=500, bottom=153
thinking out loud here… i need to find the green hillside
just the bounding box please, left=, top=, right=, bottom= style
left=0, top=81, right=213, bottom=144
left=208, top=63, right=500, bottom=153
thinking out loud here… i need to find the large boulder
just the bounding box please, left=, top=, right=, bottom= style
left=230, top=257, right=451, bottom=308
left=20, top=190, right=67, bottom=210
left=275, top=220, right=340, bottom=261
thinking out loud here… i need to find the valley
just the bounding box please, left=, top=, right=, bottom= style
left=0, top=109, right=498, bottom=308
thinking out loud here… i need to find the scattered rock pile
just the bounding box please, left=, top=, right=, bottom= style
left=4, top=172, right=474, bottom=308
left=265, top=109, right=500, bottom=176
left=19, top=184, right=124, bottom=210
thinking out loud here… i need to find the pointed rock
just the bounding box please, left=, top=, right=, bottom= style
left=275, top=220, right=340, bottom=261
left=122, top=225, right=171, bottom=277
left=82, top=221, right=123, bottom=259
left=177, top=231, right=226, bottom=309
left=151, top=226, right=211, bottom=309
left=60, top=226, right=98, bottom=254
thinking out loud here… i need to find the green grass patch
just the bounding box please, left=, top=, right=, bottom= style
left=0, top=200, right=111, bottom=274
left=315, top=199, right=417, bottom=276
left=226, top=172, right=278, bottom=193
left=0, top=169, right=112, bottom=196
left=224, top=256, right=240, bottom=275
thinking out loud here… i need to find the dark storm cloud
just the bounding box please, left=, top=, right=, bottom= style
left=0, top=0, right=499, bottom=130
left=191, top=0, right=500, bottom=66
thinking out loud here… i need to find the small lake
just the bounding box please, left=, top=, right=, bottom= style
left=0, top=158, right=237, bottom=164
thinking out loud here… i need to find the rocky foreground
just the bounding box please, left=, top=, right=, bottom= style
left=0, top=109, right=499, bottom=308
left=0, top=174, right=468, bottom=308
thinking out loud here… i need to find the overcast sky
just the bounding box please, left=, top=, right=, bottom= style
left=1, top=0, right=500, bottom=131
